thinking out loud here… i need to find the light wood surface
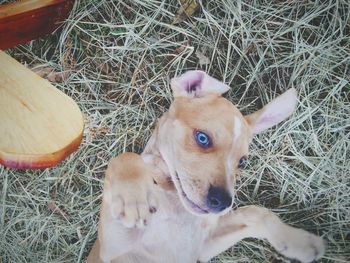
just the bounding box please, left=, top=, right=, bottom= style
left=0, top=51, right=84, bottom=169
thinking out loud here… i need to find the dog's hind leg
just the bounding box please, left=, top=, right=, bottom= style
left=199, top=206, right=325, bottom=263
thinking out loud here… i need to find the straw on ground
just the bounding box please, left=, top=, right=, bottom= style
left=0, top=0, right=349, bottom=262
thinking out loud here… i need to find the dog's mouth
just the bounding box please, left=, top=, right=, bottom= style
left=174, top=172, right=209, bottom=215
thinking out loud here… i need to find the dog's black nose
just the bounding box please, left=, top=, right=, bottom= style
left=206, top=185, right=232, bottom=212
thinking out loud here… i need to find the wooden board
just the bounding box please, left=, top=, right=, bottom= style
left=0, top=0, right=74, bottom=49
left=0, top=51, right=84, bottom=169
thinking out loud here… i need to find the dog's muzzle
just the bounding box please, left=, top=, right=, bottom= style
left=206, top=185, right=233, bottom=213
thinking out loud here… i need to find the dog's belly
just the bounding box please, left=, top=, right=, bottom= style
left=115, top=190, right=217, bottom=263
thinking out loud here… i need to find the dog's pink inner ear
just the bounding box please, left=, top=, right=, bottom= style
left=171, top=70, right=229, bottom=98
left=245, top=88, right=298, bottom=134
left=179, top=71, right=203, bottom=94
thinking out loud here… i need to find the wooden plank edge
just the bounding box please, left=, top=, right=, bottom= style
left=0, top=131, right=83, bottom=169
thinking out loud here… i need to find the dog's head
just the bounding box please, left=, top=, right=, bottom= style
left=157, top=70, right=297, bottom=216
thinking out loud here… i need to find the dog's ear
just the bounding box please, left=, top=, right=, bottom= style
left=171, top=70, right=230, bottom=98
left=245, top=88, right=297, bottom=134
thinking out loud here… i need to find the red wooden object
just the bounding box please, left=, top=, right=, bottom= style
left=0, top=0, right=74, bottom=49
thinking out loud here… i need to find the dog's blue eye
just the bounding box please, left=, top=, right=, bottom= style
left=194, top=131, right=211, bottom=148
left=238, top=156, right=248, bottom=168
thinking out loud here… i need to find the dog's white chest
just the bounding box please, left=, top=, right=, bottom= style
left=134, top=191, right=217, bottom=263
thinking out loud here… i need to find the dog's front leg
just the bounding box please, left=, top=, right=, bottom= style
left=199, top=205, right=325, bottom=263
left=94, top=154, right=159, bottom=262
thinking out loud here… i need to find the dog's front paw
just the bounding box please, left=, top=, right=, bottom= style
left=110, top=184, right=158, bottom=228
left=103, top=154, right=159, bottom=229
left=271, top=226, right=325, bottom=263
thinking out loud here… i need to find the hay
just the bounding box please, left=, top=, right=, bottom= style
left=1, top=0, right=349, bottom=262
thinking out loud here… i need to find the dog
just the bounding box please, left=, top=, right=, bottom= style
left=87, top=70, right=325, bottom=263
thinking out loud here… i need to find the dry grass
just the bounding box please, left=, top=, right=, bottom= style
left=1, top=0, right=349, bottom=262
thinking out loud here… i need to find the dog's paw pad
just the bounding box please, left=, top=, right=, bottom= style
left=149, top=206, right=157, bottom=213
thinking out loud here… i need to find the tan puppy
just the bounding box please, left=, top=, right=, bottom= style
left=87, top=71, right=325, bottom=263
